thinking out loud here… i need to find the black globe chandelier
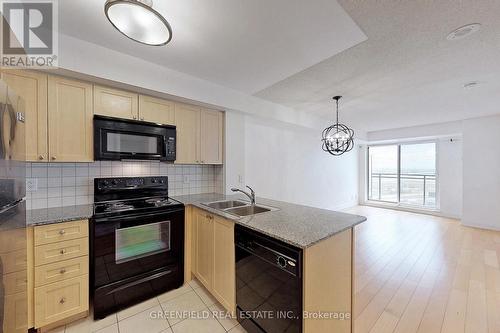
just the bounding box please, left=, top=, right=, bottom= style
left=321, top=96, right=354, bottom=156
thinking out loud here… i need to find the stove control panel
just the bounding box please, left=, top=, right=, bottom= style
left=96, top=177, right=168, bottom=191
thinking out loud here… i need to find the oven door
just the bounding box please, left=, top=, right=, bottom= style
left=92, top=208, right=184, bottom=288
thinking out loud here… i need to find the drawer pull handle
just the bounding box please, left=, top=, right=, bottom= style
left=60, top=249, right=66, bottom=255
left=59, top=229, right=66, bottom=235
left=59, top=268, right=66, bottom=274
left=59, top=297, right=66, bottom=304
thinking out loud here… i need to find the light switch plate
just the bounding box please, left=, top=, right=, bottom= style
left=26, top=178, right=38, bottom=192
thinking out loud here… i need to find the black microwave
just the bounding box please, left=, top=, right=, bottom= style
left=94, top=115, right=176, bottom=161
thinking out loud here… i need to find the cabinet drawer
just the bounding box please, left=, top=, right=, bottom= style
left=34, top=275, right=89, bottom=328
left=35, top=238, right=89, bottom=266
left=35, top=256, right=89, bottom=287
left=0, top=248, right=27, bottom=274
left=34, top=220, right=88, bottom=245
left=2, top=270, right=28, bottom=296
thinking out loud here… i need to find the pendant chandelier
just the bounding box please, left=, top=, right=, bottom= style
left=321, top=96, right=354, bottom=156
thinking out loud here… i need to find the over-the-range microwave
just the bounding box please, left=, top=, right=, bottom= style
left=94, top=115, right=176, bottom=161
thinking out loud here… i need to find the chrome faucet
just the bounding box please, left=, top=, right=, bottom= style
left=231, top=186, right=256, bottom=205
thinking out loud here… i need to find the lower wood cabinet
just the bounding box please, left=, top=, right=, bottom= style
left=34, top=275, right=89, bottom=328
left=28, top=220, right=89, bottom=330
left=192, top=207, right=235, bottom=313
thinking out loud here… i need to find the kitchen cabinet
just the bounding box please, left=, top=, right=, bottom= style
left=175, top=104, right=224, bottom=165
left=0, top=228, right=28, bottom=333
left=193, top=208, right=214, bottom=288
left=175, top=103, right=201, bottom=164
left=48, top=76, right=93, bottom=162
left=93, top=85, right=138, bottom=120
left=28, top=220, right=89, bottom=330
left=1, top=69, right=48, bottom=162
left=212, top=216, right=235, bottom=312
left=192, top=207, right=235, bottom=313
left=200, top=109, right=224, bottom=164
left=139, top=95, right=175, bottom=124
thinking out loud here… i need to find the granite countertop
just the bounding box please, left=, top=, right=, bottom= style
left=172, top=193, right=366, bottom=249
left=25, top=194, right=367, bottom=249
left=27, top=204, right=94, bottom=226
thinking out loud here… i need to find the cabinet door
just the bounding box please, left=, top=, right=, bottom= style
left=213, top=217, right=235, bottom=313
left=3, top=291, right=28, bottom=333
left=200, top=109, right=223, bottom=164
left=139, top=95, right=175, bottom=124
left=1, top=70, right=48, bottom=162
left=175, top=103, right=200, bottom=164
left=34, top=275, right=89, bottom=328
left=48, top=76, right=93, bottom=162
left=194, top=209, right=213, bottom=289
left=94, top=85, right=138, bottom=120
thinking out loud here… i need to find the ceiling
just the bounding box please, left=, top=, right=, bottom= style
left=58, top=0, right=366, bottom=95
left=255, top=0, right=500, bottom=132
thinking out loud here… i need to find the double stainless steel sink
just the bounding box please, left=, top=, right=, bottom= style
left=202, top=200, right=278, bottom=217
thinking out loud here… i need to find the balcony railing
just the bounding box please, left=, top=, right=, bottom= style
left=369, top=173, right=436, bottom=207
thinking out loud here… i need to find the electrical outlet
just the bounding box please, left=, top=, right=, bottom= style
left=183, top=175, right=189, bottom=184
left=26, top=178, right=37, bottom=192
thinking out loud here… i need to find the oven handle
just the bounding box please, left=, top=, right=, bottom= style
left=93, top=208, right=185, bottom=223
left=105, top=270, right=173, bottom=295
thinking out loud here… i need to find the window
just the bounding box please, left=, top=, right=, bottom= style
left=368, top=142, right=437, bottom=208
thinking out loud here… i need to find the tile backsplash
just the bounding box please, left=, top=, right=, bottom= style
left=25, top=161, right=224, bottom=210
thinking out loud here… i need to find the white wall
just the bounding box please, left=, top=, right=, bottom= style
left=361, top=121, right=463, bottom=219
left=462, top=115, right=500, bottom=230
left=224, top=112, right=246, bottom=193
left=243, top=115, right=359, bottom=211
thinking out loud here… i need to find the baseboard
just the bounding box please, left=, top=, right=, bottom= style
left=460, top=221, right=500, bottom=232
left=360, top=202, right=461, bottom=220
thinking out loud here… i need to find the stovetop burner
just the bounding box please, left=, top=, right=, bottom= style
left=145, top=198, right=173, bottom=207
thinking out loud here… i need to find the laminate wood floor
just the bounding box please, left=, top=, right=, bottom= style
left=344, top=206, right=500, bottom=333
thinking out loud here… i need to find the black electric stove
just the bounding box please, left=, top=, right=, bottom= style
left=91, top=176, right=185, bottom=319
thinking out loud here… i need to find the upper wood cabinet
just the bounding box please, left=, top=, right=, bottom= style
left=93, top=85, right=138, bottom=120
left=1, top=70, right=48, bottom=162
left=138, top=95, right=175, bottom=125
left=175, top=104, right=224, bottom=165
left=48, top=76, right=93, bottom=162
left=200, top=109, right=223, bottom=164
left=175, top=103, right=201, bottom=164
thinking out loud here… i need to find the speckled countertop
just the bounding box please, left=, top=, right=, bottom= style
left=25, top=194, right=366, bottom=248
left=27, top=204, right=93, bottom=226
left=172, top=193, right=366, bottom=249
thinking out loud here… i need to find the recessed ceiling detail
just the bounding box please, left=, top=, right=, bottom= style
left=59, top=0, right=367, bottom=94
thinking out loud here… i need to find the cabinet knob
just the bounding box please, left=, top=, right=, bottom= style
left=59, top=229, right=65, bottom=235
left=59, top=297, right=66, bottom=304
left=140, top=117, right=144, bottom=121
left=133, top=115, right=137, bottom=120
left=38, top=155, right=44, bottom=160
left=60, top=249, right=66, bottom=255
left=59, top=268, right=66, bottom=274
left=51, top=156, right=56, bottom=161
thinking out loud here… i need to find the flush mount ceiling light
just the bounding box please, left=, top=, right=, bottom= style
left=446, top=23, right=481, bottom=41
left=321, top=96, right=354, bottom=156
left=463, top=81, right=480, bottom=89
left=104, top=0, right=172, bottom=46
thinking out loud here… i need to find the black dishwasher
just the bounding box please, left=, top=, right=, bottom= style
left=235, top=225, right=302, bottom=333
